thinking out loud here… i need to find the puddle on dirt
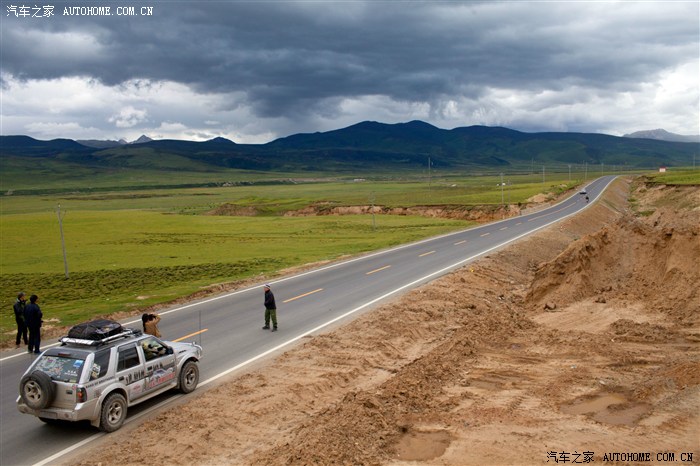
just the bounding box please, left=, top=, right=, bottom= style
left=394, top=430, right=453, bottom=461
left=562, top=392, right=651, bottom=426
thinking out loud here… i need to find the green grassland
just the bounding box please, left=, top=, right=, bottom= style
left=1, top=154, right=303, bottom=195
left=645, top=168, right=700, bottom=185
left=0, top=169, right=613, bottom=343
left=1, top=212, right=470, bottom=332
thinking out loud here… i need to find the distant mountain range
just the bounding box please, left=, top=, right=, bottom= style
left=76, top=135, right=152, bottom=148
left=623, top=129, right=700, bottom=143
left=2, top=121, right=698, bottom=175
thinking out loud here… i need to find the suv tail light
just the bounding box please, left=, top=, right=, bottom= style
left=76, top=387, right=88, bottom=403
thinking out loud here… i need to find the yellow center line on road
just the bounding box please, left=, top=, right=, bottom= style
left=173, top=329, right=208, bottom=342
left=419, top=251, right=436, bottom=257
left=454, top=240, right=467, bottom=245
left=366, top=265, right=391, bottom=275
left=283, top=288, right=323, bottom=303
left=480, top=232, right=491, bottom=237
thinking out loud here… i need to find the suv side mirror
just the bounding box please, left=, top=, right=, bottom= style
left=166, top=346, right=174, bottom=355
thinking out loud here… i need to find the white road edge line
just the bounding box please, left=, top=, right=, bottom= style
left=30, top=176, right=614, bottom=466
left=33, top=432, right=103, bottom=466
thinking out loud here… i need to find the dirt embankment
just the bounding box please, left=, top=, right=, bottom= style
left=209, top=184, right=573, bottom=223
left=283, top=204, right=520, bottom=223
left=209, top=202, right=521, bottom=223
left=208, top=194, right=570, bottom=224
left=69, top=177, right=699, bottom=466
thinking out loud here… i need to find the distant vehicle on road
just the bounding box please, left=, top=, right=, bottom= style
left=17, top=319, right=202, bottom=432
left=579, top=189, right=587, bottom=195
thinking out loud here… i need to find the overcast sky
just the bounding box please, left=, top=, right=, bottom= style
left=1, top=0, right=698, bottom=143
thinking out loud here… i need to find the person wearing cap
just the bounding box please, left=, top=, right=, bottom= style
left=13, top=292, right=28, bottom=348
left=262, top=284, right=278, bottom=332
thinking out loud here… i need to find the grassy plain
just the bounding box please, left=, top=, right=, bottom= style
left=0, top=169, right=622, bottom=343
left=646, top=168, right=700, bottom=185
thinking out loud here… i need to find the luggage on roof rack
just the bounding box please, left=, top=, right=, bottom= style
left=68, top=319, right=123, bottom=340
left=61, top=319, right=139, bottom=346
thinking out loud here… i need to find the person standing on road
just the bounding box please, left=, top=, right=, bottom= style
left=13, top=292, right=28, bottom=348
left=142, top=313, right=162, bottom=337
left=24, top=294, right=42, bottom=354
left=262, top=284, right=278, bottom=332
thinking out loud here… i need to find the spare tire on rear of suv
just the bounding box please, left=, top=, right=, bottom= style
left=19, top=371, right=55, bottom=410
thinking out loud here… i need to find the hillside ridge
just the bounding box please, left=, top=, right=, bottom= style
left=2, top=121, right=698, bottom=174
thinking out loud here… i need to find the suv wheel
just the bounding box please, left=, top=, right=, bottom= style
left=100, top=392, right=127, bottom=432
left=19, top=371, right=55, bottom=410
left=179, top=360, right=199, bottom=394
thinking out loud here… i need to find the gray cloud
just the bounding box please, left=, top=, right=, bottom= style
left=1, top=0, right=698, bottom=141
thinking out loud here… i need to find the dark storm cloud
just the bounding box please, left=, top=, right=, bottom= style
left=1, top=0, right=698, bottom=139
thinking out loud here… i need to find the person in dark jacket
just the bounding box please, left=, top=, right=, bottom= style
left=13, top=292, right=28, bottom=348
left=24, top=294, right=43, bottom=354
left=262, top=284, right=278, bottom=332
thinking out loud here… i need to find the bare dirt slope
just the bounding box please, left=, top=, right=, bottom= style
left=69, top=177, right=699, bottom=466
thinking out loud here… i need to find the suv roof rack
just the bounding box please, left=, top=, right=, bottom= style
left=60, top=328, right=142, bottom=347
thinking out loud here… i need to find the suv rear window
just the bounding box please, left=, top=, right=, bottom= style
left=35, top=355, right=85, bottom=383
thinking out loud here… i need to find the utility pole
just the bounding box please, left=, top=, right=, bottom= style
left=428, top=156, right=432, bottom=195
left=57, top=204, right=69, bottom=278
left=507, top=178, right=511, bottom=207
left=500, top=172, right=504, bottom=209
left=370, top=192, right=376, bottom=231
left=584, top=162, right=588, bottom=181
left=568, top=164, right=571, bottom=182
left=542, top=165, right=545, bottom=188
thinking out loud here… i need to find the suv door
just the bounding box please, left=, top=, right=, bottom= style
left=139, top=336, right=178, bottom=393
left=116, top=343, right=146, bottom=401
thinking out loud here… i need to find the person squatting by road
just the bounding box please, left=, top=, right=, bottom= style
left=262, top=284, right=278, bottom=332
left=142, top=313, right=162, bottom=337
left=24, top=294, right=42, bottom=354
left=13, top=292, right=28, bottom=348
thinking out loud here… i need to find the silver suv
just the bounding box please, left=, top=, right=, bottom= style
left=17, top=320, right=203, bottom=432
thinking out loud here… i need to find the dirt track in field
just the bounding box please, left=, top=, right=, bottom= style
left=67, top=177, right=699, bottom=466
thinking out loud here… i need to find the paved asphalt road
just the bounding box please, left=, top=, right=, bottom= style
left=0, top=176, right=618, bottom=466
